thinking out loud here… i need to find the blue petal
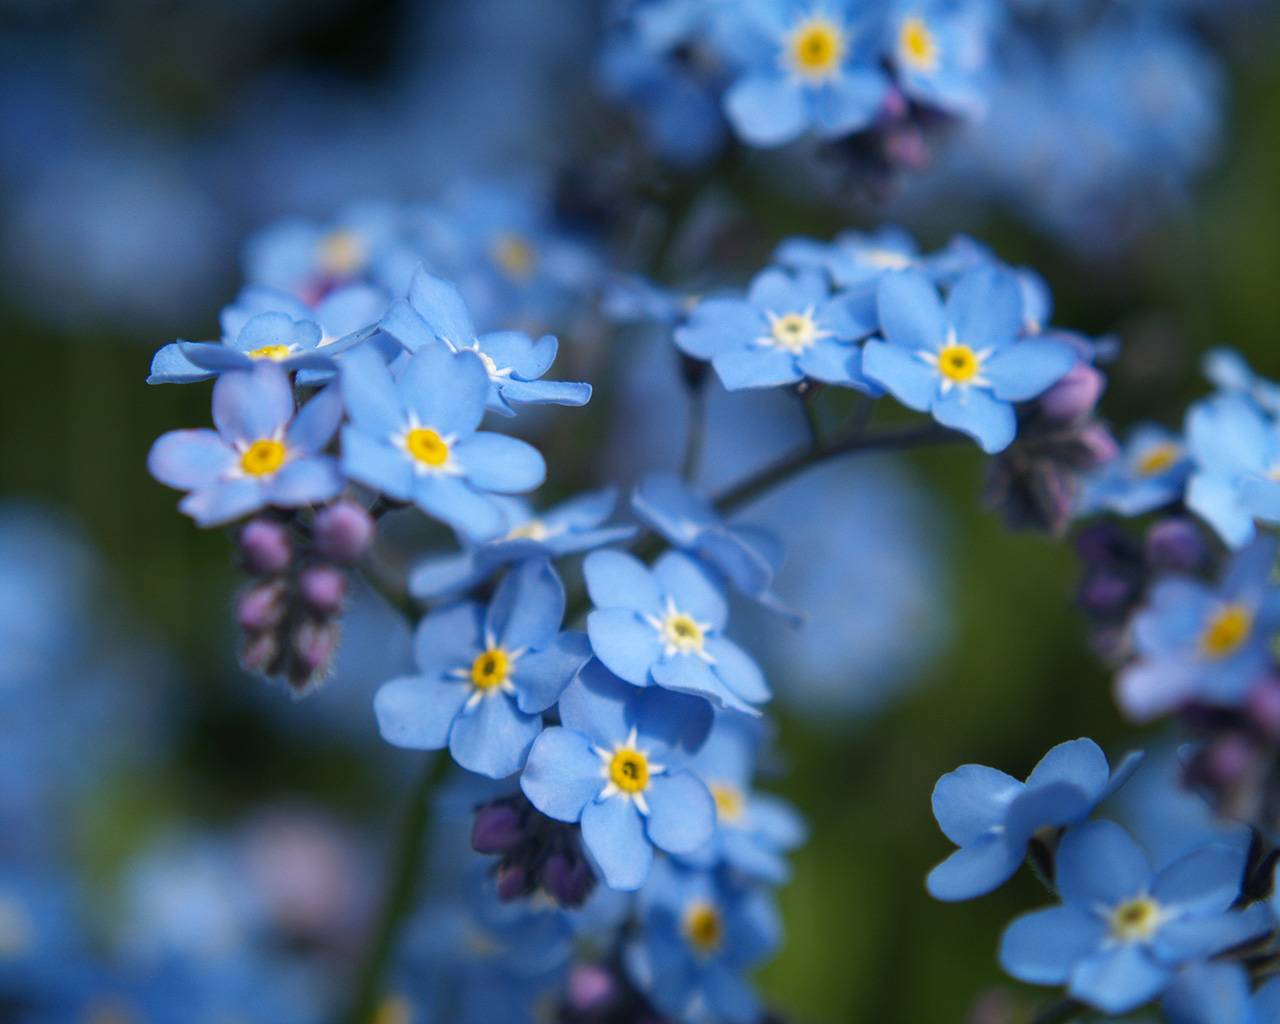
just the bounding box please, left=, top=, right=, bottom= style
left=588, top=608, right=662, bottom=686
left=398, top=345, right=489, bottom=439
left=946, top=267, right=1022, bottom=350
left=340, top=427, right=414, bottom=502
left=287, top=384, right=344, bottom=453
left=796, top=338, right=860, bottom=385
left=546, top=486, right=618, bottom=532
left=413, top=601, right=483, bottom=675
left=654, top=551, right=728, bottom=631
left=212, top=363, right=294, bottom=444
left=645, top=772, right=715, bottom=855
left=704, top=636, right=770, bottom=705
left=1151, top=843, right=1246, bottom=916
left=1187, top=473, right=1256, bottom=549
left=676, top=299, right=763, bottom=360
left=1163, top=962, right=1253, bottom=1024
left=926, top=833, right=1023, bottom=901
left=557, top=660, right=632, bottom=746
left=378, top=298, right=437, bottom=353
left=413, top=475, right=506, bottom=541
left=479, top=331, right=557, bottom=380
left=811, top=69, right=888, bottom=137
left=1154, top=905, right=1271, bottom=963
left=629, top=686, right=714, bottom=753
left=931, top=764, right=1022, bottom=846
left=520, top=726, right=604, bottom=822
left=712, top=348, right=803, bottom=390
left=724, top=75, right=808, bottom=147
left=515, top=631, right=592, bottom=714
left=449, top=693, right=542, bottom=779
left=453, top=433, right=546, bottom=493
left=581, top=797, right=652, bottom=891
left=876, top=271, right=947, bottom=350
left=984, top=341, right=1077, bottom=402
left=1025, top=738, right=1109, bottom=802
left=1068, top=946, right=1172, bottom=1016
left=1056, top=821, right=1152, bottom=909
left=148, top=430, right=234, bottom=489
left=498, top=378, right=592, bottom=408
left=861, top=340, right=937, bottom=411
left=406, top=267, right=476, bottom=345
left=931, top=388, right=1016, bottom=453
left=651, top=654, right=761, bottom=716
left=266, top=456, right=343, bottom=506
left=486, top=558, right=565, bottom=652
left=584, top=550, right=663, bottom=613
left=374, top=675, right=469, bottom=750
left=998, top=906, right=1106, bottom=984
left=179, top=343, right=254, bottom=373
left=1186, top=394, right=1271, bottom=478
left=178, top=479, right=266, bottom=526
left=338, top=345, right=404, bottom=437
left=408, top=551, right=488, bottom=600
left=147, top=341, right=214, bottom=384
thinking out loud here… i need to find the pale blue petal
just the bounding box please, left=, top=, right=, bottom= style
left=926, top=833, right=1023, bottom=901
left=178, top=479, right=265, bottom=526
left=453, top=432, right=546, bottom=493
left=724, top=75, right=808, bottom=148
left=705, top=636, right=770, bottom=705
left=520, top=726, right=603, bottom=821
left=582, top=797, right=653, bottom=891
left=1163, top=962, right=1253, bottom=1024
left=479, top=331, right=557, bottom=380
left=515, top=631, right=592, bottom=714
left=498, top=378, right=592, bottom=408
left=148, top=341, right=214, bottom=384
left=148, top=430, right=234, bottom=489
left=340, top=427, right=413, bottom=501
left=947, top=267, right=1023, bottom=350
left=1056, top=821, right=1151, bottom=908
left=712, top=347, right=803, bottom=390
left=1068, top=946, right=1172, bottom=1015
left=266, top=457, right=343, bottom=506
left=645, top=772, right=715, bottom=855
left=287, top=384, right=344, bottom=453
left=406, top=267, right=476, bottom=344
left=1025, top=738, right=1109, bottom=802
left=654, top=551, right=728, bottom=631
left=398, top=345, right=489, bottom=438
left=338, top=345, right=403, bottom=437
left=557, top=660, right=632, bottom=745
left=811, top=69, right=888, bottom=137
left=676, top=299, right=762, bottom=359
left=651, top=654, right=761, bottom=716
left=1151, top=844, right=1246, bottom=916
left=584, top=550, right=663, bottom=613
left=877, top=270, right=946, bottom=350
left=985, top=341, right=1077, bottom=402
left=932, top=764, right=1021, bottom=846
left=449, top=693, right=542, bottom=779
left=413, top=601, right=484, bottom=675
left=588, top=608, right=662, bottom=685
left=413, top=475, right=506, bottom=541
left=212, top=363, right=293, bottom=444
left=999, top=906, right=1106, bottom=984
left=862, top=340, right=937, bottom=411
left=374, top=675, right=469, bottom=750
left=1187, top=473, right=1256, bottom=549
left=932, top=388, right=1016, bottom=453
left=486, top=558, right=565, bottom=651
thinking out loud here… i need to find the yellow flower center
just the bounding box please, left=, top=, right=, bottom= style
left=373, top=995, right=414, bottom=1024
left=662, top=612, right=705, bottom=653
left=505, top=518, right=551, bottom=542
left=711, top=783, right=746, bottom=824
left=609, top=748, right=651, bottom=794
left=1200, top=603, right=1253, bottom=659
left=248, top=344, right=293, bottom=361
left=899, top=16, right=938, bottom=72
left=787, top=17, right=846, bottom=83
left=405, top=427, right=450, bottom=468
left=682, top=901, right=724, bottom=955
left=937, top=343, right=980, bottom=383
left=470, top=648, right=510, bottom=691
left=1108, top=897, right=1162, bottom=942
left=492, top=233, right=537, bottom=282
left=864, top=248, right=913, bottom=270
left=239, top=438, right=287, bottom=477
left=768, top=311, right=819, bottom=353
left=318, top=229, right=366, bottom=276
left=1136, top=443, right=1180, bottom=476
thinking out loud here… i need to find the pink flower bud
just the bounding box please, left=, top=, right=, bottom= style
left=298, top=565, right=347, bottom=615
left=313, top=501, right=375, bottom=564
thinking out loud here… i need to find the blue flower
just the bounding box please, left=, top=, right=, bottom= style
left=1080, top=424, right=1191, bottom=517
left=1203, top=347, right=1280, bottom=416
left=409, top=488, right=636, bottom=600
left=862, top=267, right=1076, bottom=453
left=520, top=661, right=715, bottom=891
left=681, top=712, right=806, bottom=883
left=1117, top=538, right=1280, bottom=721
left=631, top=472, right=792, bottom=615
left=338, top=343, right=545, bottom=542
left=148, top=364, right=344, bottom=527
left=624, top=859, right=781, bottom=1024
left=886, top=0, right=990, bottom=117
left=928, top=737, right=1142, bottom=901
left=674, top=268, right=878, bottom=391
left=374, top=559, right=589, bottom=779
left=773, top=226, right=923, bottom=289
left=584, top=549, right=771, bottom=715
left=381, top=266, right=591, bottom=416
left=998, top=820, right=1271, bottom=1015
left=1163, top=962, right=1257, bottom=1024
left=720, top=0, right=890, bottom=147
left=1185, top=393, right=1280, bottom=548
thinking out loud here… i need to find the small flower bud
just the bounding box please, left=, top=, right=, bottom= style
left=293, top=621, right=339, bottom=676
left=1146, top=518, right=1207, bottom=573
left=1075, top=423, right=1119, bottom=469
left=313, top=502, right=375, bottom=564
left=471, top=803, right=525, bottom=855
left=1039, top=363, right=1105, bottom=423
left=239, top=519, right=293, bottom=575
left=567, top=964, right=617, bottom=1014
left=236, top=581, right=286, bottom=632
left=495, top=863, right=530, bottom=902
left=1202, top=735, right=1254, bottom=789
left=1247, top=677, right=1280, bottom=741
left=298, top=565, right=347, bottom=615
left=541, top=852, right=594, bottom=908
left=241, top=633, right=278, bottom=673
left=1079, top=572, right=1135, bottom=618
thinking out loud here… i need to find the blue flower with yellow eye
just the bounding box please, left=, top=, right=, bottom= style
left=520, top=661, right=715, bottom=891
left=381, top=266, right=591, bottom=416
left=675, top=268, right=878, bottom=391
left=409, top=488, right=637, bottom=600
left=719, top=0, right=890, bottom=147
left=1117, top=537, right=1280, bottom=722
left=1203, top=348, right=1280, bottom=416
left=928, top=738, right=1142, bottom=902
left=774, top=226, right=923, bottom=290
left=624, top=859, right=781, bottom=1024
left=1185, top=393, right=1280, bottom=549
left=148, top=364, right=344, bottom=527
left=999, top=821, right=1271, bottom=1016
left=338, top=343, right=545, bottom=542
left=584, top=549, right=771, bottom=715
left=887, top=0, right=990, bottom=118
left=1081, top=425, right=1191, bottom=517
left=862, top=267, right=1076, bottom=453
left=374, top=559, right=590, bottom=779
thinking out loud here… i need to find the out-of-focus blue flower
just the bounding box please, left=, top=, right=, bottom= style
left=773, top=226, right=923, bottom=289
left=1185, top=394, right=1280, bottom=548
left=409, top=488, right=636, bottom=600
left=886, top=0, right=990, bottom=117
left=1256, top=975, right=1280, bottom=1021
left=0, top=868, right=87, bottom=995
left=375, top=559, right=588, bottom=779
left=719, top=0, right=890, bottom=147
left=928, top=738, right=1142, bottom=901
left=675, top=268, right=878, bottom=391
left=1163, top=961, right=1256, bottom=1024
left=584, top=549, right=771, bottom=715
left=148, top=365, right=344, bottom=527
left=520, top=662, right=715, bottom=891
left=1080, top=425, right=1190, bottom=517
left=998, top=820, right=1270, bottom=1015
left=149, top=312, right=329, bottom=384
left=682, top=713, right=806, bottom=883
left=338, top=344, right=545, bottom=541
left=1203, top=348, right=1280, bottom=416
left=1117, top=538, right=1280, bottom=721
left=863, top=267, right=1076, bottom=452
left=631, top=472, right=791, bottom=615
left=381, top=267, right=591, bottom=416
left=624, top=859, right=781, bottom=1024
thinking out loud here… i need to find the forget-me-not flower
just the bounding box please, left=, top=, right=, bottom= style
left=381, top=266, right=591, bottom=416
left=774, top=226, right=923, bottom=289
left=338, top=344, right=545, bottom=542
left=1203, top=348, right=1280, bottom=416
left=1081, top=425, right=1191, bottom=517
left=862, top=267, right=1076, bottom=453
left=928, top=737, right=1142, bottom=901
left=1117, top=538, right=1280, bottom=721
left=148, top=364, right=344, bottom=527
left=999, top=820, right=1270, bottom=1015
left=886, top=0, right=989, bottom=117
left=1185, top=393, right=1280, bottom=548
left=674, top=267, right=878, bottom=391
left=584, top=549, right=771, bottom=715
left=520, top=661, right=716, bottom=891
left=374, top=559, right=590, bottom=779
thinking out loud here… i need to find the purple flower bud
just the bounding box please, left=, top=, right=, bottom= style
left=495, top=864, right=529, bottom=902
left=1202, top=735, right=1254, bottom=789
left=1076, top=423, right=1119, bottom=468
left=881, top=87, right=909, bottom=121
left=471, top=803, right=525, bottom=855
left=241, top=633, right=278, bottom=673
left=1079, top=573, right=1134, bottom=617
left=1146, top=518, right=1207, bottom=573
left=541, top=852, right=594, bottom=908
left=238, top=519, right=293, bottom=575
left=1248, top=678, right=1280, bottom=741
left=236, top=581, right=286, bottom=632
left=298, top=565, right=347, bottom=615
left=1039, top=363, right=1105, bottom=423
left=293, top=621, right=338, bottom=675
left=313, top=501, right=375, bottom=564
left=567, top=964, right=617, bottom=1014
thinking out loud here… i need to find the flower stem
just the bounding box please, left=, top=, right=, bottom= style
left=340, top=753, right=450, bottom=1024
left=1031, top=998, right=1086, bottom=1024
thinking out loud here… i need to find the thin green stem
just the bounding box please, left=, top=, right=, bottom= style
left=681, top=385, right=708, bottom=483
left=340, top=753, right=450, bottom=1024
